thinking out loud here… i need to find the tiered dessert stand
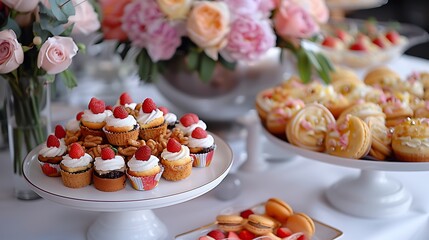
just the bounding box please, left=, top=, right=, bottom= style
left=264, top=128, right=429, bottom=218
left=23, top=133, right=233, bottom=240
left=327, top=0, right=388, bottom=20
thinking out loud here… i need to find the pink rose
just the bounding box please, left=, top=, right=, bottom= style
left=222, top=0, right=259, bottom=18
left=225, top=17, right=275, bottom=61
left=146, top=20, right=182, bottom=62
left=68, top=0, right=100, bottom=35
left=2, top=0, right=39, bottom=12
left=274, top=2, right=319, bottom=39
left=0, top=30, right=24, bottom=74
left=289, top=0, right=329, bottom=23
left=37, top=36, right=78, bottom=74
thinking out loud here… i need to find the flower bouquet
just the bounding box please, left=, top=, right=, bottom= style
left=98, top=0, right=333, bottom=84
left=0, top=0, right=100, bottom=199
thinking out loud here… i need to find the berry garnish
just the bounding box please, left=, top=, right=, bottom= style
left=88, top=97, right=106, bottom=114
left=101, top=147, right=115, bottom=160
left=106, top=105, right=114, bottom=111
left=191, top=127, right=207, bottom=139
left=69, top=143, right=85, bottom=159
left=54, top=125, right=66, bottom=139
left=76, top=111, right=84, bottom=121
left=277, top=227, right=293, bottom=238
left=227, top=232, right=240, bottom=239
left=135, top=145, right=152, bottom=161
left=321, top=36, right=340, bottom=48
left=179, top=115, right=194, bottom=127
left=119, top=92, right=133, bottom=105
left=185, top=113, right=199, bottom=122
left=41, top=163, right=57, bottom=176
left=207, top=230, right=225, bottom=240
left=166, top=138, right=181, bottom=153
left=239, top=209, right=254, bottom=219
left=159, top=106, right=169, bottom=115
left=349, top=41, right=367, bottom=51
left=142, top=98, right=157, bottom=113
left=113, top=106, right=128, bottom=119
left=46, top=135, right=60, bottom=148
left=238, top=230, right=255, bottom=240
left=385, top=30, right=400, bottom=44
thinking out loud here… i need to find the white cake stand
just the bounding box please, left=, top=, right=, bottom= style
left=23, top=134, right=233, bottom=240
left=264, top=128, right=429, bottom=218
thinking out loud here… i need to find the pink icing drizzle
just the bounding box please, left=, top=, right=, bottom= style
left=300, top=120, right=313, bottom=130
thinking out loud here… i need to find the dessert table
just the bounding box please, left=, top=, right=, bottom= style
left=1, top=55, right=429, bottom=240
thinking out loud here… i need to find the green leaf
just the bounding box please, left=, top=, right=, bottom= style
left=199, top=53, right=216, bottom=82
left=137, top=49, right=153, bottom=82
left=187, top=49, right=199, bottom=71
left=60, top=70, right=78, bottom=88
left=22, top=46, right=33, bottom=52
left=77, top=43, right=86, bottom=54
left=33, top=23, right=51, bottom=43
left=296, top=49, right=311, bottom=84
left=2, top=17, right=21, bottom=37
left=219, top=55, right=236, bottom=70
left=315, top=53, right=333, bottom=84
left=50, top=0, right=75, bottom=22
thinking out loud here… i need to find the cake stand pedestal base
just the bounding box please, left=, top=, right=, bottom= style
left=326, top=169, right=412, bottom=218
left=87, top=210, right=168, bottom=240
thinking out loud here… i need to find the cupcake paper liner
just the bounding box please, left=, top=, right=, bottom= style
left=80, top=125, right=105, bottom=138
left=38, top=161, right=61, bottom=177
left=61, top=168, right=93, bottom=188
left=127, top=166, right=164, bottom=191
left=104, top=126, right=139, bottom=146
left=139, top=122, right=167, bottom=141
left=191, top=145, right=216, bottom=168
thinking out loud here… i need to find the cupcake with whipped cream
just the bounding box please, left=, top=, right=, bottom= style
left=103, top=105, right=139, bottom=146
left=80, top=97, right=112, bottom=138
left=38, top=134, right=67, bottom=177
left=93, top=147, right=126, bottom=192
left=160, top=138, right=193, bottom=181
left=159, top=106, right=178, bottom=130
left=65, top=111, right=83, bottom=140
left=187, top=127, right=216, bottom=168
left=175, top=113, right=207, bottom=136
left=60, top=143, right=93, bottom=188
left=116, top=92, right=138, bottom=110
left=137, top=98, right=167, bottom=140
left=127, top=146, right=164, bottom=191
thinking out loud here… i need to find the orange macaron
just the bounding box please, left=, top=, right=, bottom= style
left=244, top=214, right=276, bottom=235
left=265, top=198, right=293, bottom=223
left=216, top=215, right=244, bottom=232
left=285, top=213, right=316, bottom=239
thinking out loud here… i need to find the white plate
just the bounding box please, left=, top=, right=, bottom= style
left=23, top=132, right=233, bottom=211
left=326, top=0, right=388, bottom=10
left=175, top=203, right=343, bottom=240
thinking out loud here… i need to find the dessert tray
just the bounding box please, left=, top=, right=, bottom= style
left=23, top=133, right=233, bottom=240
left=175, top=202, right=343, bottom=240
left=326, top=0, right=388, bottom=10
left=263, top=127, right=429, bottom=218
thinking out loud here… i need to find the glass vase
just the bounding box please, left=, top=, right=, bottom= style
left=0, top=80, right=8, bottom=150
left=5, top=76, right=51, bottom=200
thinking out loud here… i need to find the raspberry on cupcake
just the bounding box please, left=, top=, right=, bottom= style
left=176, top=113, right=207, bottom=136
left=137, top=98, right=167, bottom=140
left=187, top=127, right=216, bottom=168
left=60, top=143, right=93, bottom=188
left=160, top=138, right=193, bottom=181
left=103, top=106, right=139, bottom=146
left=117, top=92, right=137, bottom=110
left=38, top=134, right=67, bottom=177
left=80, top=97, right=111, bottom=138
left=93, top=147, right=127, bottom=192
left=127, top=145, right=164, bottom=191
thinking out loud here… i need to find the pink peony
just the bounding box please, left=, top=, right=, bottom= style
left=289, top=0, right=329, bottom=24
left=225, top=17, right=275, bottom=61
left=68, top=0, right=100, bottom=35
left=145, top=20, right=182, bottom=62
left=222, top=0, right=259, bottom=18
left=274, top=2, right=319, bottom=39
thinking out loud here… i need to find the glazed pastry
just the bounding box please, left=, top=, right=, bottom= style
left=93, top=147, right=127, bottom=192
left=80, top=97, right=111, bottom=138
left=325, top=115, right=372, bottom=159
left=381, top=95, right=413, bottom=128
left=265, top=198, right=293, bottom=223
left=216, top=215, right=244, bottom=232
left=364, top=66, right=401, bottom=91
left=38, top=134, right=67, bottom=177
left=285, top=213, right=316, bottom=240
left=187, top=127, right=216, bottom=168
left=414, top=101, right=429, bottom=118
left=60, top=143, right=93, bottom=188
left=255, top=88, right=277, bottom=123
left=137, top=98, right=167, bottom=140
left=160, top=138, right=193, bottom=181
left=338, top=102, right=385, bottom=125
left=244, top=214, right=276, bottom=235
left=175, top=113, right=207, bottom=136
left=330, top=67, right=361, bottom=85
left=286, top=103, right=336, bottom=152
left=266, top=98, right=305, bottom=137
left=366, top=117, right=392, bottom=160
left=127, top=145, right=164, bottom=191
left=103, top=106, right=139, bottom=146
left=392, top=118, right=429, bottom=162
left=400, top=73, right=424, bottom=99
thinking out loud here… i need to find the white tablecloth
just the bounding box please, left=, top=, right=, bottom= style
left=1, top=55, right=429, bottom=240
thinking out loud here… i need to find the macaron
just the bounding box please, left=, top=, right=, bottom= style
left=265, top=198, right=293, bottom=223
left=285, top=213, right=316, bottom=239
left=244, top=214, right=276, bottom=235
left=216, top=214, right=244, bottom=232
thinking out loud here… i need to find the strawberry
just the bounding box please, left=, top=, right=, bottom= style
left=76, top=111, right=84, bottom=121
left=41, top=163, right=57, bottom=176
left=277, top=227, right=293, bottom=238
left=207, top=230, right=225, bottom=240
left=142, top=98, right=157, bottom=113
left=335, top=29, right=349, bottom=42
left=159, top=106, right=169, bottom=115
left=385, top=30, right=400, bottom=44
left=54, top=125, right=66, bottom=139
left=372, top=36, right=386, bottom=48
left=106, top=105, right=114, bottom=111
left=69, top=143, right=85, bottom=159
left=101, top=147, right=115, bottom=160
left=179, top=115, right=195, bottom=127
left=227, top=231, right=240, bottom=239
left=321, top=36, right=340, bottom=48
left=239, top=209, right=254, bottom=219
left=119, top=92, right=133, bottom=105
left=135, top=145, right=152, bottom=161
left=297, top=235, right=307, bottom=240
left=238, top=230, right=255, bottom=240
left=88, top=97, right=106, bottom=114
left=349, top=41, right=367, bottom=51
left=185, top=113, right=199, bottom=122
left=191, top=127, right=207, bottom=139
left=166, top=138, right=181, bottom=153
left=46, top=135, right=60, bottom=148
left=198, top=236, right=215, bottom=240
left=113, top=106, right=128, bottom=119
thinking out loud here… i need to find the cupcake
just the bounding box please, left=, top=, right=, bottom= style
left=93, top=147, right=127, bottom=192
left=80, top=97, right=111, bottom=138
left=65, top=111, right=83, bottom=144
left=38, top=134, right=67, bottom=177
left=160, top=138, right=193, bottom=181
left=60, top=143, right=93, bottom=188
left=159, top=106, right=178, bottom=130
left=117, top=92, right=137, bottom=110
left=137, top=98, right=167, bottom=140
left=175, top=113, right=207, bottom=136
left=127, top=146, right=164, bottom=191
left=392, top=118, right=429, bottom=162
left=187, top=127, right=216, bottom=167
left=103, top=106, right=139, bottom=146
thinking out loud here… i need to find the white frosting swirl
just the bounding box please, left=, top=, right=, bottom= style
left=137, top=109, right=163, bottom=125
left=161, top=145, right=190, bottom=161
left=39, top=142, right=67, bottom=157
left=94, top=155, right=125, bottom=171
left=176, top=120, right=207, bottom=135
left=62, top=153, right=93, bottom=168
left=164, top=113, right=177, bottom=125
left=81, top=109, right=112, bottom=123
left=115, top=101, right=137, bottom=110
left=127, top=155, right=160, bottom=172
left=65, top=119, right=80, bottom=132
left=105, top=114, right=137, bottom=127
left=188, top=134, right=214, bottom=148
left=398, top=136, right=429, bottom=148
